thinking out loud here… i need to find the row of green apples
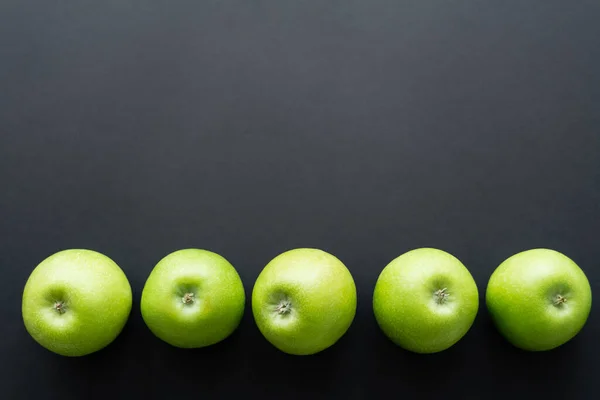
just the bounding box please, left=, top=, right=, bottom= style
left=22, top=247, right=592, bottom=357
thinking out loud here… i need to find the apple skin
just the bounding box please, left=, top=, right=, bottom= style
left=252, top=248, right=357, bottom=355
left=486, top=248, right=592, bottom=351
left=373, top=248, right=479, bottom=354
left=22, top=249, right=133, bottom=357
left=140, top=249, right=245, bottom=348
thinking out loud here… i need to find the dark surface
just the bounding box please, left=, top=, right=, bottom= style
left=1, top=1, right=599, bottom=399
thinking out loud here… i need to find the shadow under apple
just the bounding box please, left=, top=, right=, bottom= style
left=479, top=312, right=580, bottom=399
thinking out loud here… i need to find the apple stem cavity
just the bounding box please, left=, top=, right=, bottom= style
left=434, top=288, right=449, bottom=304
left=182, top=292, right=195, bottom=305
left=554, top=294, right=567, bottom=306
left=275, top=300, right=292, bottom=315
left=54, top=301, right=66, bottom=315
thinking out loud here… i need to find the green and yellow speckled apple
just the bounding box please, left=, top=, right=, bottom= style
left=373, top=248, right=479, bottom=353
left=22, top=249, right=133, bottom=357
left=252, top=248, right=357, bottom=355
left=141, top=249, right=245, bottom=348
left=486, top=248, right=592, bottom=351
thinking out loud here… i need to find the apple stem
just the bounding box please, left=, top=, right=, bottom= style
left=276, top=301, right=292, bottom=315
left=554, top=295, right=567, bottom=306
left=182, top=293, right=195, bottom=304
left=54, top=301, right=66, bottom=314
left=434, top=288, right=449, bottom=304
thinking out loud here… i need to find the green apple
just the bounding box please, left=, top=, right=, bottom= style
left=22, top=249, right=132, bottom=357
left=140, top=249, right=245, bottom=348
left=486, top=248, right=592, bottom=351
left=373, top=248, right=479, bottom=353
left=252, top=248, right=357, bottom=355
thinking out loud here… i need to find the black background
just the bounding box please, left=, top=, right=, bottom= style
left=1, top=1, right=599, bottom=399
